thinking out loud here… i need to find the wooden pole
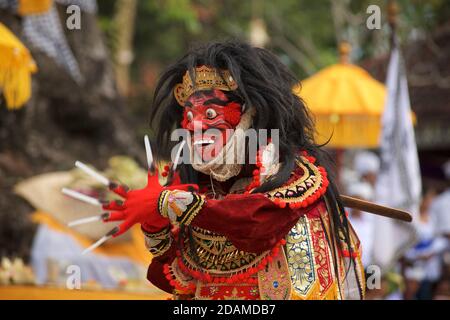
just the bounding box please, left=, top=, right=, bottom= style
left=341, top=194, right=412, bottom=222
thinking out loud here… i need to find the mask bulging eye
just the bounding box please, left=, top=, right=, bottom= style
left=186, top=111, right=193, bottom=121
left=205, top=108, right=217, bottom=119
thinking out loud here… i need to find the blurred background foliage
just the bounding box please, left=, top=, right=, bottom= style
left=95, top=0, right=449, bottom=135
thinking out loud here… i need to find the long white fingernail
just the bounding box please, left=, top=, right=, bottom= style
left=81, top=233, right=113, bottom=255
left=144, top=135, right=154, bottom=170
left=172, top=140, right=186, bottom=171
left=68, top=215, right=102, bottom=227
left=75, top=161, right=110, bottom=186
left=61, top=188, right=102, bottom=206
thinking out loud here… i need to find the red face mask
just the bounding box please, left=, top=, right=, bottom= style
left=181, top=89, right=242, bottom=162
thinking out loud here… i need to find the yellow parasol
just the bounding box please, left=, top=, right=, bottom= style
left=17, top=0, right=53, bottom=16
left=294, top=42, right=386, bottom=148
left=0, top=23, right=37, bottom=110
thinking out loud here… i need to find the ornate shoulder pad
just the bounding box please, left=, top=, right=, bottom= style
left=265, top=155, right=329, bottom=209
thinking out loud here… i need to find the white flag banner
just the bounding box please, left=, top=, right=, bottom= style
left=372, top=46, right=421, bottom=273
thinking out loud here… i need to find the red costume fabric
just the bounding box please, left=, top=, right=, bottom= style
left=193, top=194, right=309, bottom=253
left=144, top=156, right=365, bottom=300
left=102, top=49, right=366, bottom=299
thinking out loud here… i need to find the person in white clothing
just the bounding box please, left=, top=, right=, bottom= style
left=429, top=160, right=450, bottom=239
left=354, top=151, right=380, bottom=188
left=404, top=187, right=447, bottom=299
left=347, top=182, right=375, bottom=268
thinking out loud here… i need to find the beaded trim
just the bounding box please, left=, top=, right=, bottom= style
left=142, top=225, right=171, bottom=239
left=264, top=155, right=329, bottom=209
left=163, top=259, right=197, bottom=294
left=170, top=238, right=287, bottom=285
left=142, top=226, right=172, bottom=257
left=181, top=227, right=263, bottom=274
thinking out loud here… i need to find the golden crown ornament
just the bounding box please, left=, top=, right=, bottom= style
left=174, top=65, right=238, bottom=106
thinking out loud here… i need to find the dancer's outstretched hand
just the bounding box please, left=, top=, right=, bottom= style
left=103, top=169, right=198, bottom=236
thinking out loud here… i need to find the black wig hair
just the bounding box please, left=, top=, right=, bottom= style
left=150, top=40, right=319, bottom=186
left=150, top=40, right=358, bottom=292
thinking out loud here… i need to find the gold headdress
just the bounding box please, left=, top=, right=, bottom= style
left=174, top=65, right=238, bottom=106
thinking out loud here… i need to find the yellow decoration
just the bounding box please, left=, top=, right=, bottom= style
left=0, top=285, right=170, bottom=300
left=0, top=23, right=37, bottom=110
left=31, top=211, right=152, bottom=265
left=294, top=63, right=386, bottom=148
left=18, top=0, right=53, bottom=16
left=291, top=282, right=340, bottom=300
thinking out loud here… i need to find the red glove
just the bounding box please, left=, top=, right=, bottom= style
left=102, top=170, right=198, bottom=237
